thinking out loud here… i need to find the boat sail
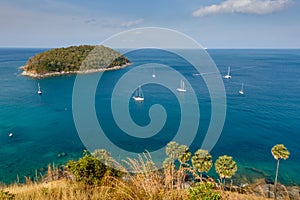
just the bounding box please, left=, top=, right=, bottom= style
left=133, top=85, right=144, bottom=101
left=224, top=66, right=231, bottom=79
left=37, top=83, right=42, bottom=95
left=176, top=80, right=187, bottom=92
left=239, top=83, right=244, bottom=95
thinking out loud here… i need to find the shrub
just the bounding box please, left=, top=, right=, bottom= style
left=187, top=182, right=221, bottom=200
left=67, top=150, right=119, bottom=185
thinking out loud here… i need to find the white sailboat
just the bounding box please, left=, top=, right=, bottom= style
left=133, top=85, right=144, bottom=101
left=224, top=66, right=231, bottom=79
left=239, top=83, right=244, bottom=95
left=152, top=68, right=156, bottom=78
left=176, top=80, right=187, bottom=92
left=37, top=83, right=42, bottom=95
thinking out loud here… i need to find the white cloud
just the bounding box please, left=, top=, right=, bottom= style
left=192, top=0, right=292, bottom=17
left=121, top=18, right=144, bottom=27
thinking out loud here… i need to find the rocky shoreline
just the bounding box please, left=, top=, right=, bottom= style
left=20, top=62, right=132, bottom=78
left=239, top=178, right=300, bottom=200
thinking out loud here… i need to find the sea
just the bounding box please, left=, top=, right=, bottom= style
left=0, top=48, right=299, bottom=186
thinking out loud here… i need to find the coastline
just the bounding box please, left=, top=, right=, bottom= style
left=20, top=62, right=132, bottom=78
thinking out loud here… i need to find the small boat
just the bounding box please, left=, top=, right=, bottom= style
left=133, top=85, right=144, bottom=101
left=152, top=68, right=156, bottom=78
left=9, top=133, right=13, bottom=138
left=239, top=83, right=244, bottom=95
left=37, top=83, right=42, bottom=95
left=176, top=80, right=187, bottom=92
left=224, top=66, right=231, bottom=79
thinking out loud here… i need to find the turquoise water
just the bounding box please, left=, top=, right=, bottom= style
left=0, top=48, right=299, bottom=185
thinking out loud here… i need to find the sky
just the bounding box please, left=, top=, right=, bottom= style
left=0, top=0, right=299, bottom=48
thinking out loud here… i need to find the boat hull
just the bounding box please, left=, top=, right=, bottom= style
left=133, top=96, right=144, bottom=101
left=176, top=88, right=187, bottom=92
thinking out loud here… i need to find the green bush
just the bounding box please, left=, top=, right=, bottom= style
left=24, top=45, right=130, bottom=74
left=187, top=182, right=220, bottom=200
left=67, top=150, right=119, bottom=185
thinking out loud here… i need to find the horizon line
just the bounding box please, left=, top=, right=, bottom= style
left=0, top=46, right=300, bottom=50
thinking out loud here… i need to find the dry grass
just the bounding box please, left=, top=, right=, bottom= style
left=1, top=154, right=187, bottom=200
left=0, top=154, right=271, bottom=200
left=2, top=177, right=187, bottom=200
left=2, top=179, right=271, bottom=200
left=1, top=180, right=271, bottom=200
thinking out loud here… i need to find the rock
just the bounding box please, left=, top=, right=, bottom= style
left=57, top=152, right=67, bottom=158
left=287, top=186, right=300, bottom=200
left=265, top=177, right=274, bottom=185
left=237, top=179, right=300, bottom=200
left=240, top=183, right=249, bottom=188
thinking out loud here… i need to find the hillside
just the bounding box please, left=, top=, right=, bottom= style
left=21, top=45, right=130, bottom=78
left=1, top=143, right=299, bottom=200
left=1, top=179, right=271, bottom=200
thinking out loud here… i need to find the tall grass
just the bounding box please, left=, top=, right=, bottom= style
left=1, top=153, right=269, bottom=200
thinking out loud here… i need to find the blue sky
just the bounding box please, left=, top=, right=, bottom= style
left=1, top=0, right=299, bottom=48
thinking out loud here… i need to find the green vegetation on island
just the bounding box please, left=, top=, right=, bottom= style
left=21, top=45, right=130, bottom=78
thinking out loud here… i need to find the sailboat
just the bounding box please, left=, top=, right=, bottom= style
left=224, top=66, right=231, bottom=79
left=152, top=68, right=156, bottom=78
left=133, top=85, right=144, bottom=101
left=176, top=80, right=187, bottom=92
left=239, top=83, right=244, bottom=95
left=37, top=83, right=42, bottom=95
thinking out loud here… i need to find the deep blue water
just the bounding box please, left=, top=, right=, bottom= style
left=0, top=48, right=299, bottom=185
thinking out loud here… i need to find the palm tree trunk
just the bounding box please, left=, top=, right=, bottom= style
left=274, top=159, right=280, bottom=200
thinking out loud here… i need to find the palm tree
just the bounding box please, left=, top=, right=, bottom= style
left=177, top=145, right=191, bottom=188
left=163, top=157, right=174, bottom=188
left=165, top=142, right=192, bottom=188
left=165, top=141, right=180, bottom=188
left=191, top=149, right=212, bottom=181
left=271, top=144, right=290, bottom=200
left=177, top=145, right=191, bottom=165
left=166, top=141, right=180, bottom=160
left=215, top=155, right=237, bottom=189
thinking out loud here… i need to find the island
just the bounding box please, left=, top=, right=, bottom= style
left=20, top=45, right=131, bottom=78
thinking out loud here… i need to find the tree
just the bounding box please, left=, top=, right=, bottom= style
left=24, top=45, right=129, bottom=75
left=165, top=142, right=192, bottom=189
left=163, top=157, right=175, bottom=189
left=67, top=150, right=120, bottom=185
left=191, top=149, right=213, bottom=181
left=165, top=141, right=180, bottom=189
left=67, top=150, right=108, bottom=185
left=166, top=141, right=180, bottom=160
left=176, top=145, right=191, bottom=188
left=215, top=155, right=237, bottom=188
left=271, top=144, right=290, bottom=199
left=177, top=145, right=191, bottom=165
